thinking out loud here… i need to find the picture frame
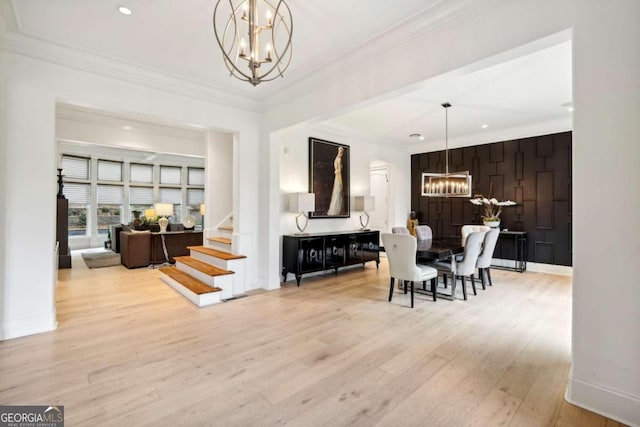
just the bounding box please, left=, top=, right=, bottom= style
left=308, top=137, right=350, bottom=218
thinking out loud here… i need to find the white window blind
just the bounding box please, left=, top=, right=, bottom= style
left=160, top=166, right=181, bottom=185
left=129, top=186, right=154, bottom=204
left=187, top=189, right=204, bottom=206
left=130, top=163, right=153, bottom=183
left=97, top=184, right=124, bottom=204
left=62, top=155, right=89, bottom=180
left=159, top=187, right=182, bottom=204
left=188, top=168, right=205, bottom=186
left=98, top=160, right=123, bottom=182
left=63, top=183, right=91, bottom=204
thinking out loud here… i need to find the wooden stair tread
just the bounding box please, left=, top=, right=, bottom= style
left=187, top=245, right=247, bottom=260
left=207, top=237, right=232, bottom=245
left=218, top=226, right=234, bottom=232
left=173, top=256, right=234, bottom=276
left=159, top=267, right=222, bottom=295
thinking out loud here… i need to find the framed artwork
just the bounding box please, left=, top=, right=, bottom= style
left=308, top=137, right=350, bottom=218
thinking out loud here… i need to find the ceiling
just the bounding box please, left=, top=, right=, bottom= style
left=1, top=0, right=572, bottom=149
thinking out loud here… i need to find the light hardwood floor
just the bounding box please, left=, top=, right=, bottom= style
left=0, top=253, right=626, bottom=426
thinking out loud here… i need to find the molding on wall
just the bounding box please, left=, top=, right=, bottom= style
left=566, top=376, right=640, bottom=427
left=0, top=31, right=263, bottom=113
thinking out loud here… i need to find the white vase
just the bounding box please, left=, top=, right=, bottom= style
left=483, top=219, right=501, bottom=228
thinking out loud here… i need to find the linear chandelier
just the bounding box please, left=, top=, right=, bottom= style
left=212, top=0, right=293, bottom=86
left=421, top=103, right=472, bottom=197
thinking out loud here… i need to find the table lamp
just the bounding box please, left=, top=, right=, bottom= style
left=289, top=193, right=315, bottom=234
left=199, top=203, right=205, bottom=229
left=154, top=203, right=173, bottom=233
left=354, top=196, right=375, bottom=230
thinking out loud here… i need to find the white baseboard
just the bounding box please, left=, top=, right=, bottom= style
left=566, top=375, right=640, bottom=427
left=492, top=258, right=573, bottom=276
left=1, top=313, right=57, bottom=340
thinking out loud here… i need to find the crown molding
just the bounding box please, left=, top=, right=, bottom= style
left=263, top=0, right=507, bottom=110
left=0, top=30, right=264, bottom=114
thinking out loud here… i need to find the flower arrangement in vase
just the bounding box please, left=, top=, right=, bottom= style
left=469, top=186, right=516, bottom=227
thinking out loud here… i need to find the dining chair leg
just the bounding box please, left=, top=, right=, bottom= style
left=479, top=268, right=486, bottom=290
left=388, top=277, right=395, bottom=302
left=443, top=273, right=448, bottom=289
left=410, top=281, right=414, bottom=308
left=487, top=268, right=493, bottom=286
left=450, top=276, right=457, bottom=300
left=461, top=276, right=467, bottom=300
left=431, top=278, right=437, bottom=301
left=404, top=280, right=408, bottom=294
left=422, top=280, right=427, bottom=291
left=470, top=274, right=477, bottom=295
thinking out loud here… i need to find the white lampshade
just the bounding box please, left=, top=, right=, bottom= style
left=154, top=203, right=173, bottom=217
left=199, top=203, right=205, bottom=215
left=289, top=193, right=315, bottom=213
left=354, top=195, right=375, bottom=212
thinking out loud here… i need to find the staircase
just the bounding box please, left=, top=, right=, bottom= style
left=159, top=217, right=247, bottom=307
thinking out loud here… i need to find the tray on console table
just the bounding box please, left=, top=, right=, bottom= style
left=282, top=230, right=380, bottom=286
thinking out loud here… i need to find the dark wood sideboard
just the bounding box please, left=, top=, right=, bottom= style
left=282, top=230, right=380, bottom=286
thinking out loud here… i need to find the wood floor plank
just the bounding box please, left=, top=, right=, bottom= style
left=0, top=252, right=626, bottom=427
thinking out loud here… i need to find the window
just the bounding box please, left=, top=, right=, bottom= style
left=62, top=155, right=89, bottom=180
left=130, top=163, right=153, bottom=184
left=160, top=166, right=181, bottom=185
left=188, top=167, right=205, bottom=186
left=187, top=188, right=204, bottom=227
left=97, top=184, right=123, bottom=234
left=129, top=186, right=154, bottom=218
left=63, top=182, right=90, bottom=236
left=98, top=160, right=123, bottom=182
left=159, top=187, right=182, bottom=223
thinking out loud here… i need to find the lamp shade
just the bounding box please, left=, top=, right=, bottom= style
left=289, top=193, right=315, bottom=213
left=154, top=203, right=173, bottom=217
left=353, top=196, right=375, bottom=212
left=200, top=203, right=205, bottom=215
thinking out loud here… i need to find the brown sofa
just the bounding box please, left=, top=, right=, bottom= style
left=120, top=231, right=203, bottom=268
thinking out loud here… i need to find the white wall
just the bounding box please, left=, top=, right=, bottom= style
left=205, top=129, right=233, bottom=232
left=0, top=51, right=262, bottom=340
left=275, top=124, right=410, bottom=282
left=568, top=0, right=640, bottom=424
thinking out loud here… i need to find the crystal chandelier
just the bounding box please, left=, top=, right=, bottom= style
left=212, top=0, right=293, bottom=86
left=421, top=103, right=472, bottom=197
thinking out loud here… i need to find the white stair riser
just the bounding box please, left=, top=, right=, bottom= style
left=188, top=251, right=246, bottom=296
left=218, top=228, right=233, bottom=236
left=175, top=261, right=234, bottom=300
left=206, top=240, right=232, bottom=252
left=160, top=273, right=221, bottom=307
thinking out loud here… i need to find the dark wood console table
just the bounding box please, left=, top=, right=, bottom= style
left=493, top=231, right=527, bottom=272
left=282, top=230, right=380, bottom=286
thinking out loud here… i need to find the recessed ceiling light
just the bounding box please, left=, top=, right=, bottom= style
left=123, top=125, right=132, bottom=130
left=118, top=6, right=132, bottom=16
left=481, top=124, right=488, bottom=129
left=567, top=107, right=574, bottom=112
left=409, top=133, right=425, bottom=140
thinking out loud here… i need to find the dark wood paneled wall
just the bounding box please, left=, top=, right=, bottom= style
left=411, top=131, right=572, bottom=266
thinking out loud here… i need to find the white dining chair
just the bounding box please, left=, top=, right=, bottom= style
left=415, top=225, right=433, bottom=240
left=381, top=233, right=438, bottom=308
left=476, top=227, right=500, bottom=289
left=428, top=230, right=487, bottom=300
left=391, top=226, right=410, bottom=235
left=461, top=225, right=490, bottom=246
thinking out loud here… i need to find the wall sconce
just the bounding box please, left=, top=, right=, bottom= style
left=353, top=196, right=375, bottom=230
left=154, top=203, right=173, bottom=233
left=289, top=193, right=315, bottom=234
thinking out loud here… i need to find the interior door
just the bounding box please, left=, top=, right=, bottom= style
left=370, top=167, right=389, bottom=243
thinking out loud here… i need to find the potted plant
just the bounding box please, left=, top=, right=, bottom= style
left=469, top=192, right=517, bottom=228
